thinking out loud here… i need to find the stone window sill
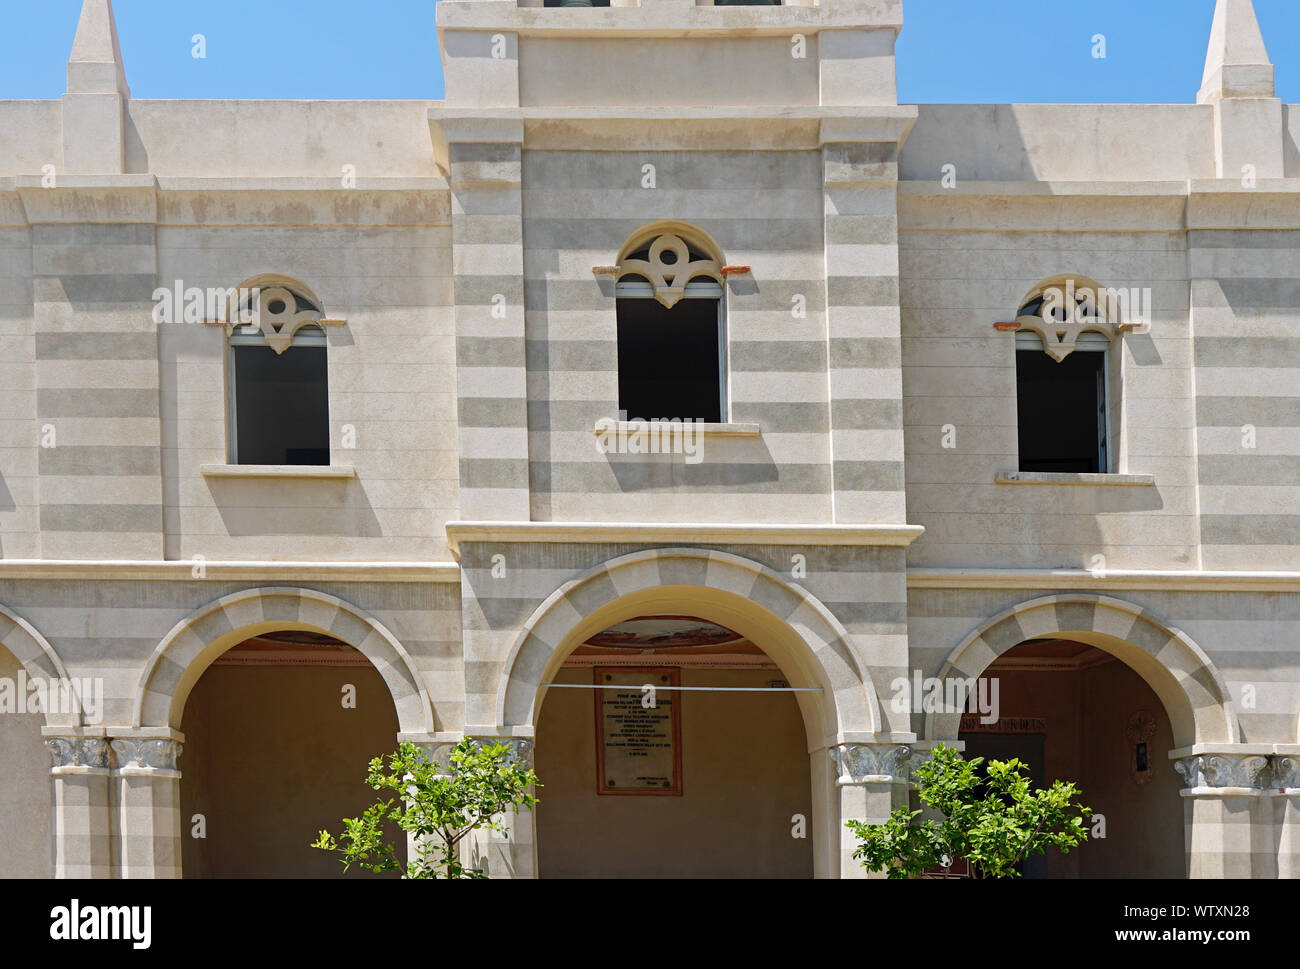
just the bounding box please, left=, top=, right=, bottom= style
left=200, top=464, right=357, bottom=480
left=593, top=419, right=761, bottom=439
left=995, top=471, right=1155, bottom=487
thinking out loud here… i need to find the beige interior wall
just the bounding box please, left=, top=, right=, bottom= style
left=0, top=646, right=53, bottom=878
left=535, top=666, right=813, bottom=878
left=180, top=663, right=405, bottom=878
left=961, top=657, right=1184, bottom=879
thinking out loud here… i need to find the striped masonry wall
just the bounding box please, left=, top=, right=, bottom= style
left=452, top=140, right=532, bottom=523
left=824, top=140, right=908, bottom=525
left=520, top=149, right=835, bottom=524
left=1190, top=227, right=1300, bottom=571
left=32, top=220, right=164, bottom=560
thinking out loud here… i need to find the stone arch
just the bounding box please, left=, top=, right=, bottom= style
left=497, top=548, right=880, bottom=747
left=132, top=587, right=435, bottom=734
left=0, top=603, right=79, bottom=728
left=924, top=594, right=1237, bottom=748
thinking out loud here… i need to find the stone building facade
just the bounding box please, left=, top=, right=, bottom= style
left=0, top=0, right=1297, bottom=878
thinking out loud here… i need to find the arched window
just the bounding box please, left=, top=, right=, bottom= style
left=614, top=224, right=726, bottom=424
left=225, top=278, right=333, bottom=466
left=1010, top=277, right=1120, bottom=474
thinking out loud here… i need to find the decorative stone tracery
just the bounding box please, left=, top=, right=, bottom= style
left=219, top=277, right=346, bottom=354
left=617, top=232, right=724, bottom=309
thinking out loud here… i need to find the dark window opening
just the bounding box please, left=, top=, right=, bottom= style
left=617, top=297, right=722, bottom=423
left=1135, top=742, right=1149, bottom=773
left=233, top=343, right=330, bottom=466
left=1016, top=349, right=1106, bottom=473
left=715, top=0, right=782, bottom=5
left=544, top=0, right=611, bottom=6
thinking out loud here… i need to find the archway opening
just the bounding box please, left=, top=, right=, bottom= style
left=956, top=638, right=1184, bottom=878
left=535, top=615, right=813, bottom=878
left=179, top=629, right=405, bottom=878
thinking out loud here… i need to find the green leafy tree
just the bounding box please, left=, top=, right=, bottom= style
left=313, top=738, right=540, bottom=879
left=846, top=742, right=1091, bottom=879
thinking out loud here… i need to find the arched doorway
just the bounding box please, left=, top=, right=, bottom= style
left=179, top=629, right=404, bottom=877
left=925, top=594, right=1238, bottom=879
left=957, top=639, right=1184, bottom=877
left=535, top=615, right=813, bottom=877
left=133, top=587, right=437, bottom=878
left=497, top=548, right=885, bottom=879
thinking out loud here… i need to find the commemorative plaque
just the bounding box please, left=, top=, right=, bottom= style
left=594, top=668, right=682, bottom=796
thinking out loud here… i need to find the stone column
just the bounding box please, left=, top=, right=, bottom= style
left=44, top=734, right=112, bottom=879
left=830, top=742, right=911, bottom=879
left=415, top=736, right=537, bottom=879
left=109, top=736, right=183, bottom=879
left=1175, top=752, right=1271, bottom=878
left=1269, top=754, right=1300, bottom=879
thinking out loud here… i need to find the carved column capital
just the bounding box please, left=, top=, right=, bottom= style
left=1269, top=756, right=1300, bottom=791
left=110, top=738, right=183, bottom=773
left=415, top=737, right=534, bottom=773
left=830, top=743, right=911, bottom=785
left=1174, top=753, right=1270, bottom=792
left=45, top=736, right=109, bottom=771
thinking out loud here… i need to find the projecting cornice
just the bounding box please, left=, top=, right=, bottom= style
left=445, top=521, right=926, bottom=558
left=428, top=105, right=918, bottom=163
left=435, top=0, right=904, bottom=39
left=907, top=568, right=1300, bottom=593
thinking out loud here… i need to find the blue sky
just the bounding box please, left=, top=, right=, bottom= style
left=0, top=0, right=1295, bottom=103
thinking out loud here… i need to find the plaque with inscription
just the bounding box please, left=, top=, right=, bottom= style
left=594, top=668, right=682, bottom=796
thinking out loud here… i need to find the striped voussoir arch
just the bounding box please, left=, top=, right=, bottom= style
left=495, top=547, right=881, bottom=738
left=0, top=602, right=80, bottom=727
left=925, top=593, right=1238, bottom=747
left=132, top=587, right=435, bottom=734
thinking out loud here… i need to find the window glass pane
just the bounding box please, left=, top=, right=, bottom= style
left=233, top=345, right=330, bottom=465
left=617, top=297, right=722, bottom=423
left=1016, top=349, right=1104, bottom=473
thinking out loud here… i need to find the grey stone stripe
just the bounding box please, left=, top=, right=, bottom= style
left=1202, top=516, right=1300, bottom=545
left=531, top=460, right=830, bottom=493
left=730, top=400, right=829, bottom=431
left=520, top=218, right=825, bottom=250
left=39, top=446, right=160, bottom=476
left=832, top=460, right=906, bottom=492
left=833, top=399, right=904, bottom=426
left=524, top=338, right=616, bottom=372
left=824, top=141, right=899, bottom=164
left=828, top=337, right=901, bottom=369
left=32, top=224, right=156, bottom=246
left=1195, top=339, right=1300, bottom=367
left=827, top=276, right=900, bottom=307
left=1189, top=230, right=1300, bottom=248
left=450, top=143, right=521, bottom=164
left=1196, top=397, right=1300, bottom=426
left=1216, top=279, right=1300, bottom=307
left=826, top=215, right=899, bottom=245
left=823, top=600, right=910, bottom=624
left=1199, top=455, right=1300, bottom=484
left=731, top=340, right=826, bottom=372
left=522, top=279, right=828, bottom=312
left=33, top=275, right=158, bottom=303
left=39, top=504, right=159, bottom=533
left=454, top=275, right=525, bottom=305
left=37, top=388, right=158, bottom=418
left=36, top=332, right=157, bottom=361
left=458, top=335, right=537, bottom=368
left=453, top=217, right=525, bottom=246
left=460, top=458, right=530, bottom=489
left=467, top=397, right=538, bottom=428
left=523, top=151, right=822, bottom=187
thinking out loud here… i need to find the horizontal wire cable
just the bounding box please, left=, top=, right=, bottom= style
left=541, top=683, right=824, bottom=693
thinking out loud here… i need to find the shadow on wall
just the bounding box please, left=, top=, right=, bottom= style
left=204, top=478, right=384, bottom=538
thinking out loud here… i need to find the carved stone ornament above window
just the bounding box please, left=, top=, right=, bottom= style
left=617, top=233, right=723, bottom=309
left=223, top=283, right=346, bottom=354
left=995, top=277, right=1142, bottom=362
